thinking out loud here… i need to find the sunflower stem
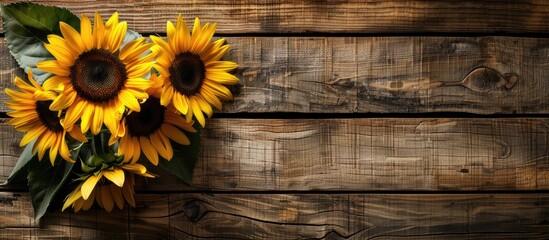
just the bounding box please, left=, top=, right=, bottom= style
left=91, top=134, right=104, bottom=157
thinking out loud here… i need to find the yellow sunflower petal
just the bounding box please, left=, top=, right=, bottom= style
left=59, top=135, right=73, bottom=162
left=119, top=135, right=133, bottom=163
left=82, top=188, right=96, bottom=211
left=4, top=101, right=35, bottom=111
left=202, top=44, right=230, bottom=63
left=95, top=186, right=103, bottom=208
left=164, top=112, right=188, bottom=129
left=122, top=42, right=155, bottom=63
left=206, top=72, right=239, bottom=85
left=42, top=75, right=69, bottom=91
left=200, top=87, right=223, bottom=110
left=131, top=137, right=141, bottom=164
left=121, top=179, right=135, bottom=207
left=157, top=129, right=173, bottom=159
left=105, top=11, right=119, bottom=30
left=189, top=96, right=205, bottom=127
left=150, top=132, right=172, bottom=160
left=196, top=94, right=213, bottom=118
left=172, top=93, right=189, bottom=115
left=161, top=124, right=190, bottom=145
left=121, top=163, right=148, bottom=175
left=35, top=131, right=52, bottom=161
left=206, top=61, right=238, bottom=71
left=91, top=107, right=104, bottom=135
left=192, top=22, right=217, bottom=53
left=185, top=102, right=194, bottom=123
left=190, top=17, right=202, bottom=46
left=119, top=38, right=146, bottom=61
left=33, top=90, right=58, bottom=101
left=199, top=38, right=225, bottom=61
left=203, top=81, right=233, bottom=100
left=68, top=126, right=88, bottom=142
left=8, top=116, right=38, bottom=130
left=36, top=60, right=70, bottom=77
left=62, top=186, right=83, bottom=211
left=5, top=88, right=31, bottom=101
left=176, top=15, right=191, bottom=51
left=126, top=61, right=154, bottom=79
left=13, top=77, right=34, bottom=93
left=160, top=84, right=175, bottom=107
left=139, top=137, right=159, bottom=165
left=122, top=88, right=148, bottom=101
left=20, top=126, right=46, bottom=147
left=80, top=102, right=94, bottom=133
left=49, top=134, right=62, bottom=164
left=73, top=197, right=84, bottom=213
left=93, top=12, right=105, bottom=48
left=150, top=35, right=174, bottom=57
left=119, top=90, right=141, bottom=112
left=109, top=184, right=125, bottom=210
left=49, top=89, right=77, bottom=111
left=82, top=172, right=103, bottom=200
left=6, top=110, right=36, bottom=118
left=103, top=105, right=120, bottom=138
left=44, top=37, right=76, bottom=65
left=103, top=168, right=125, bottom=187
left=100, top=185, right=115, bottom=212
left=167, top=21, right=178, bottom=52
left=80, top=14, right=93, bottom=50
left=59, top=22, right=85, bottom=53
left=107, top=21, right=127, bottom=52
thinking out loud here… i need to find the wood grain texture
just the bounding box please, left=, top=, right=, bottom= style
left=3, top=118, right=549, bottom=191
left=1, top=192, right=549, bottom=239
left=1, top=0, right=549, bottom=34
left=1, top=36, right=548, bottom=113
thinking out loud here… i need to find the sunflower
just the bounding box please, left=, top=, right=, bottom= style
left=37, top=12, right=156, bottom=137
left=62, top=163, right=154, bottom=213
left=5, top=71, right=87, bottom=165
left=117, top=74, right=196, bottom=165
left=151, top=16, right=238, bottom=127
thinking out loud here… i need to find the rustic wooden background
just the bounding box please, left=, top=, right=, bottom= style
left=1, top=0, right=549, bottom=239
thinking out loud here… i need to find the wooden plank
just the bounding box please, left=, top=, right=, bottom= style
left=3, top=118, right=549, bottom=191
left=1, top=36, right=549, bottom=114
left=1, top=0, right=548, bottom=34
left=1, top=192, right=549, bottom=239
left=0, top=192, right=130, bottom=239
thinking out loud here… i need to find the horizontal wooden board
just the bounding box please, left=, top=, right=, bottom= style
left=1, top=192, right=549, bottom=239
left=1, top=36, right=549, bottom=114
left=1, top=0, right=549, bottom=34
left=3, top=118, right=549, bottom=191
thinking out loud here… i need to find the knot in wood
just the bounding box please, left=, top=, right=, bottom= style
left=183, top=199, right=208, bottom=222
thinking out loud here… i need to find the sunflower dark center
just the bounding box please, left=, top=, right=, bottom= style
left=70, top=49, right=127, bottom=103
left=169, top=51, right=206, bottom=95
left=35, top=100, right=63, bottom=133
left=126, top=97, right=165, bottom=137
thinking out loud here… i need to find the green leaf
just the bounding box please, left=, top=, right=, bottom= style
left=27, top=157, right=75, bottom=220
left=1, top=140, right=36, bottom=186
left=122, top=29, right=142, bottom=49
left=159, top=122, right=201, bottom=184
left=1, top=2, right=80, bottom=83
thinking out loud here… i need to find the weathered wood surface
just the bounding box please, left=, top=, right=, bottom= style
left=2, top=192, right=549, bottom=239
left=1, top=36, right=549, bottom=114
left=1, top=0, right=549, bottom=34
left=3, top=118, right=549, bottom=191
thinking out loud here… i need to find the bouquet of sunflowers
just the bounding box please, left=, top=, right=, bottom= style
left=1, top=3, right=238, bottom=220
